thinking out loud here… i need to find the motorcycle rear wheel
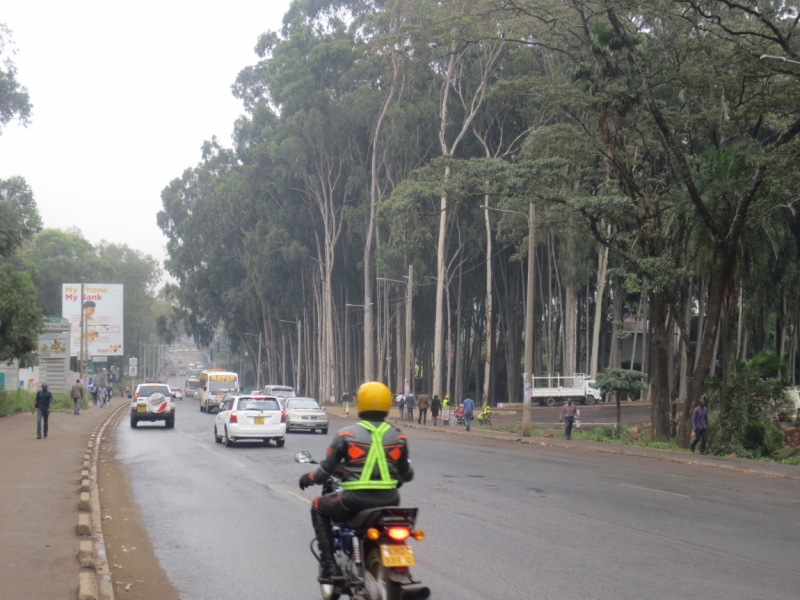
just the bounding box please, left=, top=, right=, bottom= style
left=365, top=548, right=402, bottom=600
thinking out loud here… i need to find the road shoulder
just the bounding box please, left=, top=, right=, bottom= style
left=97, top=408, right=181, bottom=600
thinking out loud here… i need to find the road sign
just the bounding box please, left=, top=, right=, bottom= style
left=129, top=366, right=138, bottom=376
left=129, top=358, right=138, bottom=366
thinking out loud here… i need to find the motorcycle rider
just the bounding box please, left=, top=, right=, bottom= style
left=299, top=381, right=414, bottom=584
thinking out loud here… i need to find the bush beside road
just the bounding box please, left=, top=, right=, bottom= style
left=0, top=388, right=88, bottom=418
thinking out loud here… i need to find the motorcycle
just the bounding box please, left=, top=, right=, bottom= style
left=295, top=451, right=430, bottom=600
left=448, top=406, right=465, bottom=427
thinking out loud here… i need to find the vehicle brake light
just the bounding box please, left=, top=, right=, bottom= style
left=134, top=393, right=139, bottom=399
left=230, top=411, right=238, bottom=424
left=387, top=527, right=410, bottom=541
left=280, top=410, right=286, bottom=423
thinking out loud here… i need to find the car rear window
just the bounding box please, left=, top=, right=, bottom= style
left=287, top=399, right=321, bottom=410
left=239, top=399, right=280, bottom=411
left=138, top=385, right=170, bottom=397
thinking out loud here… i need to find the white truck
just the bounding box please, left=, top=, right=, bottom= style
left=531, top=374, right=602, bottom=407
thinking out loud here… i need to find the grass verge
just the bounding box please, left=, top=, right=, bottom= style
left=480, top=421, right=800, bottom=464
left=0, top=389, right=88, bottom=418
left=483, top=422, right=686, bottom=452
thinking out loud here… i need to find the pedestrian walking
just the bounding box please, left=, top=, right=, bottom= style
left=71, top=379, right=84, bottom=415
left=560, top=398, right=578, bottom=440
left=462, top=396, right=475, bottom=431
left=405, top=393, right=416, bottom=422
left=430, top=395, right=441, bottom=426
left=341, top=390, right=351, bottom=416
left=90, top=385, right=98, bottom=406
left=417, top=391, right=429, bottom=425
left=98, top=385, right=107, bottom=407
left=691, top=396, right=709, bottom=455
left=34, top=384, right=53, bottom=439
left=397, top=393, right=406, bottom=421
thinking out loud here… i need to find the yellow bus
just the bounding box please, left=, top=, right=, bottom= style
left=198, top=369, right=239, bottom=413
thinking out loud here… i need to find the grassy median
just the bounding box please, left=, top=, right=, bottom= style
left=0, top=389, right=88, bottom=418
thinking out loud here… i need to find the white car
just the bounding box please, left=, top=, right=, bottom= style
left=131, top=384, right=175, bottom=429
left=214, top=395, right=286, bottom=447
left=169, top=387, right=183, bottom=400
left=285, top=397, right=329, bottom=434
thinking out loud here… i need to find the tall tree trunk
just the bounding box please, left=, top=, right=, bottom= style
left=590, top=243, right=609, bottom=378
left=454, top=264, right=464, bottom=404
left=563, top=285, right=578, bottom=377
left=482, top=195, right=493, bottom=407
left=649, top=293, right=671, bottom=439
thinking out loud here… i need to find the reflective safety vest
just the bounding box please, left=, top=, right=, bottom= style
left=339, top=421, right=399, bottom=491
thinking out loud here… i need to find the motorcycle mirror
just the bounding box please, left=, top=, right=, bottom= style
left=294, top=451, right=314, bottom=463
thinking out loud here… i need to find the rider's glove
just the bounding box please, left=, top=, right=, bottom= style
left=299, top=472, right=315, bottom=490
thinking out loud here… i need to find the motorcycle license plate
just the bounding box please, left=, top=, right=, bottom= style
left=254, top=416, right=264, bottom=425
left=380, top=544, right=415, bottom=567
left=137, top=406, right=146, bottom=413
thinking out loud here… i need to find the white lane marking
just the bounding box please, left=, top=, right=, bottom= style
left=487, top=460, right=519, bottom=467
left=620, top=483, right=690, bottom=498
left=288, top=491, right=312, bottom=505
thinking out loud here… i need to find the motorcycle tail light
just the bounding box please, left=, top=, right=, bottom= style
left=366, top=528, right=380, bottom=540
left=387, top=527, right=410, bottom=541
left=230, top=411, right=238, bottom=424
left=412, top=529, right=425, bottom=541
left=280, top=410, right=286, bottom=423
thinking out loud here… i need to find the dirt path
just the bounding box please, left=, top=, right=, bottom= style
left=0, top=404, right=107, bottom=599
left=97, top=408, right=181, bottom=599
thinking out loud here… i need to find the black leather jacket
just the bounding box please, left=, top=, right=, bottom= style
left=312, top=419, right=414, bottom=487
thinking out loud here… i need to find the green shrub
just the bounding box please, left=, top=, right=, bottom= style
left=0, top=389, right=86, bottom=418
left=706, top=353, right=789, bottom=459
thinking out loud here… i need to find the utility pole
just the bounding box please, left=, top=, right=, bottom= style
left=523, top=204, right=535, bottom=437
left=405, top=264, right=413, bottom=396
left=297, top=320, right=303, bottom=394
left=257, top=333, right=263, bottom=389
left=79, top=279, right=85, bottom=384
left=481, top=204, right=536, bottom=436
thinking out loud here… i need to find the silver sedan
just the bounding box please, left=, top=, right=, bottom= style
left=284, top=397, right=329, bottom=434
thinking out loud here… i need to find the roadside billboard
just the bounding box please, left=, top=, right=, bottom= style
left=37, top=332, right=69, bottom=358
left=62, top=284, right=124, bottom=357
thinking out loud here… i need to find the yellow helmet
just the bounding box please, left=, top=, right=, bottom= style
left=356, top=382, right=392, bottom=414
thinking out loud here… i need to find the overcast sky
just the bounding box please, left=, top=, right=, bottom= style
left=0, top=1, right=291, bottom=270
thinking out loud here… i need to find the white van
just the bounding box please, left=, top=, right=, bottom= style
left=262, top=385, right=296, bottom=408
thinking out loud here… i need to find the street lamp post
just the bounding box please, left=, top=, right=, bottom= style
left=481, top=204, right=535, bottom=437
left=760, top=54, right=800, bottom=66
left=378, top=267, right=414, bottom=396
left=279, top=319, right=303, bottom=394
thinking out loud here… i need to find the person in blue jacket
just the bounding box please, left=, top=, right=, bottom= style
left=462, top=395, right=475, bottom=431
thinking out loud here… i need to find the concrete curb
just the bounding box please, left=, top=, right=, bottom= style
left=325, top=407, right=800, bottom=482
left=78, top=404, right=127, bottom=600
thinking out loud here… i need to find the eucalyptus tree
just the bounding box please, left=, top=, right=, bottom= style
left=0, top=24, right=31, bottom=135
left=0, top=176, right=42, bottom=360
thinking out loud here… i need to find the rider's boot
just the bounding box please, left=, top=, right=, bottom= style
left=312, top=512, right=343, bottom=584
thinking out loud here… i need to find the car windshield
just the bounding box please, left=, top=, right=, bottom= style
left=287, top=399, right=321, bottom=410
left=238, top=399, right=280, bottom=411
left=209, top=378, right=237, bottom=393
left=138, top=385, right=169, bottom=396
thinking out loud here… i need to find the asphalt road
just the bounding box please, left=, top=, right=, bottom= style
left=115, top=382, right=800, bottom=599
